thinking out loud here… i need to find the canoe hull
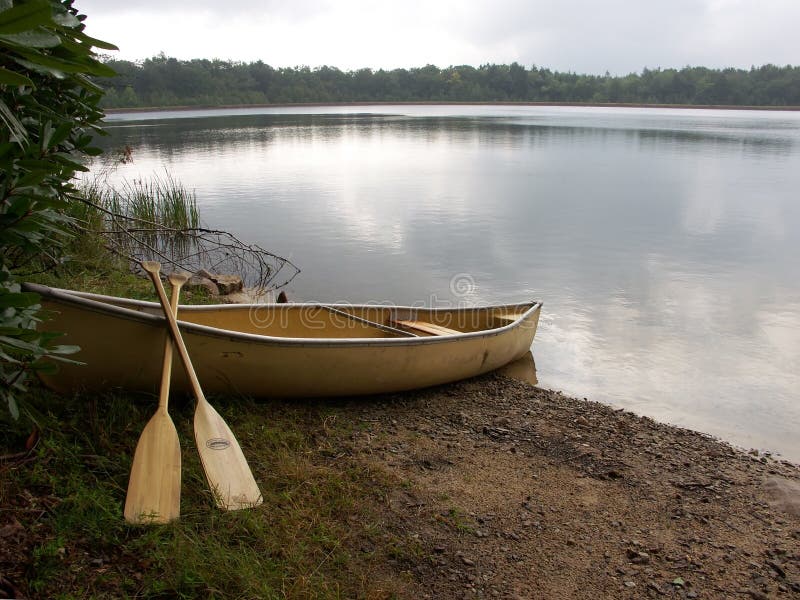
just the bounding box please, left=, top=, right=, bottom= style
left=27, top=284, right=541, bottom=398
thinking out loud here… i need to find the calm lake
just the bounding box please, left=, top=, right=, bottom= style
left=98, top=105, right=800, bottom=461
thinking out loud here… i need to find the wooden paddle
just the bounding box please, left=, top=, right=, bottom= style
left=124, top=272, right=187, bottom=524
left=141, top=261, right=263, bottom=511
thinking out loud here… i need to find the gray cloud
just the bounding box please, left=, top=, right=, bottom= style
left=75, top=0, right=800, bottom=74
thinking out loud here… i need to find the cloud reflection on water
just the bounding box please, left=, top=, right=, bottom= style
left=99, top=106, right=800, bottom=459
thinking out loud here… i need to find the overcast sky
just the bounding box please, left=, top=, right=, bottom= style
left=75, top=0, right=799, bottom=75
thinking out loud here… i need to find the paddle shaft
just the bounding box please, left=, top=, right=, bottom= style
left=157, top=276, right=185, bottom=413
left=143, top=264, right=207, bottom=405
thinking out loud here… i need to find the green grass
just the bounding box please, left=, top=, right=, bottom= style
left=1, top=389, right=409, bottom=599
left=80, top=173, right=200, bottom=231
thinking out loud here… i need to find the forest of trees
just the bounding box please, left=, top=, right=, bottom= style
left=98, top=56, right=800, bottom=109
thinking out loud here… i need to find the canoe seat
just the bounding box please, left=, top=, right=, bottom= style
left=389, top=319, right=460, bottom=336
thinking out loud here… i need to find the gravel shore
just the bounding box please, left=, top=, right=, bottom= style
left=333, top=373, right=800, bottom=599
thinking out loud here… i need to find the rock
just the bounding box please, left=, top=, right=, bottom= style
left=461, top=556, right=475, bottom=566
left=194, top=270, right=244, bottom=295
left=492, top=416, right=512, bottom=428
left=647, top=582, right=666, bottom=595
left=186, top=275, right=219, bottom=296
left=212, top=274, right=243, bottom=295
left=763, top=476, right=800, bottom=516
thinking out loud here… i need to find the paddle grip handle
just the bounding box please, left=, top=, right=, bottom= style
left=144, top=264, right=206, bottom=403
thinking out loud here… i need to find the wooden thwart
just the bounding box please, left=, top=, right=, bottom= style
left=389, top=319, right=460, bottom=336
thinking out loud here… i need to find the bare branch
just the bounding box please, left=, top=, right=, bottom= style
left=69, top=193, right=300, bottom=291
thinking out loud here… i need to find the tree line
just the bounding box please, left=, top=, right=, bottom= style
left=97, top=57, right=800, bottom=109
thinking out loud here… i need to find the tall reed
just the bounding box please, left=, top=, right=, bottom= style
left=71, top=172, right=201, bottom=266
left=79, top=173, right=200, bottom=230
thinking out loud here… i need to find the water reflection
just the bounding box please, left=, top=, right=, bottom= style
left=497, top=351, right=538, bottom=386
left=97, top=106, right=800, bottom=460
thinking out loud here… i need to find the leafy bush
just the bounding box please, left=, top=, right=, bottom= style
left=0, top=0, right=116, bottom=417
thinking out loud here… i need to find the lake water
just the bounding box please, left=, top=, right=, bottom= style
left=98, top=105, right=800, bottom=461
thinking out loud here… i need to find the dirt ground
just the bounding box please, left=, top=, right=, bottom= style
left=332, top=374, right=800, bottom=599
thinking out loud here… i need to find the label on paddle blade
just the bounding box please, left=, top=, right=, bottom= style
left=206, top=438, right=231, bottom=450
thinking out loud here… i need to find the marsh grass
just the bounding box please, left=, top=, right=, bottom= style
left=79, top=172, right=200, bottom=231
left=24, top=173, right=218, bottom=303
left=1, top=388, right=409, bottom=599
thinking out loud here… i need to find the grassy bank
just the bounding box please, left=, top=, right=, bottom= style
left=1, top=386, right=412, bottom=598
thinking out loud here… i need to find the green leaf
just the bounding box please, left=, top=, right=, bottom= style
left=0, top=0, right=51, bottom=35
left=14, top=171, right=49, bottom=187
left=39, top=354, right=83, bottom=366
left=0, top=98, right=28, bottom=144
left=0, top=292, right=40, bottom=309
left=17, top=51, right=95, bottom=75
left=13, top=55, right=69, bottom=78
left=48, top=122, right=73, bottom=149
left=0, top=349, right=22, bottom=364
left=51, top=152, right=89, bottom=172
left=50, top=7, right=80, bottom=28
left=0, top=334, right=43, bottom=353
left=74, top=30, right=118, bottom=52
left=5, top=392, right=19, bottom=421
left=72, top=72, right=104, bottom=94
left=0, top=66, right=34, bottom=86
left=14, top=50, right=118, bottom=78
left=0, top=29, right=61, bottom=48
left=49, top=344, right=81, bottom=355
left=30, top=359, right=57, bottom=374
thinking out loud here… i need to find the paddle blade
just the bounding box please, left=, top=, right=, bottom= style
left=194, top=402, right=263, bottom=510
left=124, top=412, right=181, bottom=524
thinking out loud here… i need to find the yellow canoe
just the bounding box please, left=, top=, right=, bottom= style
left=24, top=283, right=542, bottom=398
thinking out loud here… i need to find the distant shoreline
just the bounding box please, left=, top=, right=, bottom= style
left=103, top=100, right=800, bottom=115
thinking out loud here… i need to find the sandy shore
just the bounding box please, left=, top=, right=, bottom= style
left=331, top=373, right=800, bottom=599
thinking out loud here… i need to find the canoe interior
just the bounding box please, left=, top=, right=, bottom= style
left=57, top=289, right=537, bottom=340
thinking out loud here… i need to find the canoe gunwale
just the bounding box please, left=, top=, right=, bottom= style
left=22, top=282, right=542, bottom=349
